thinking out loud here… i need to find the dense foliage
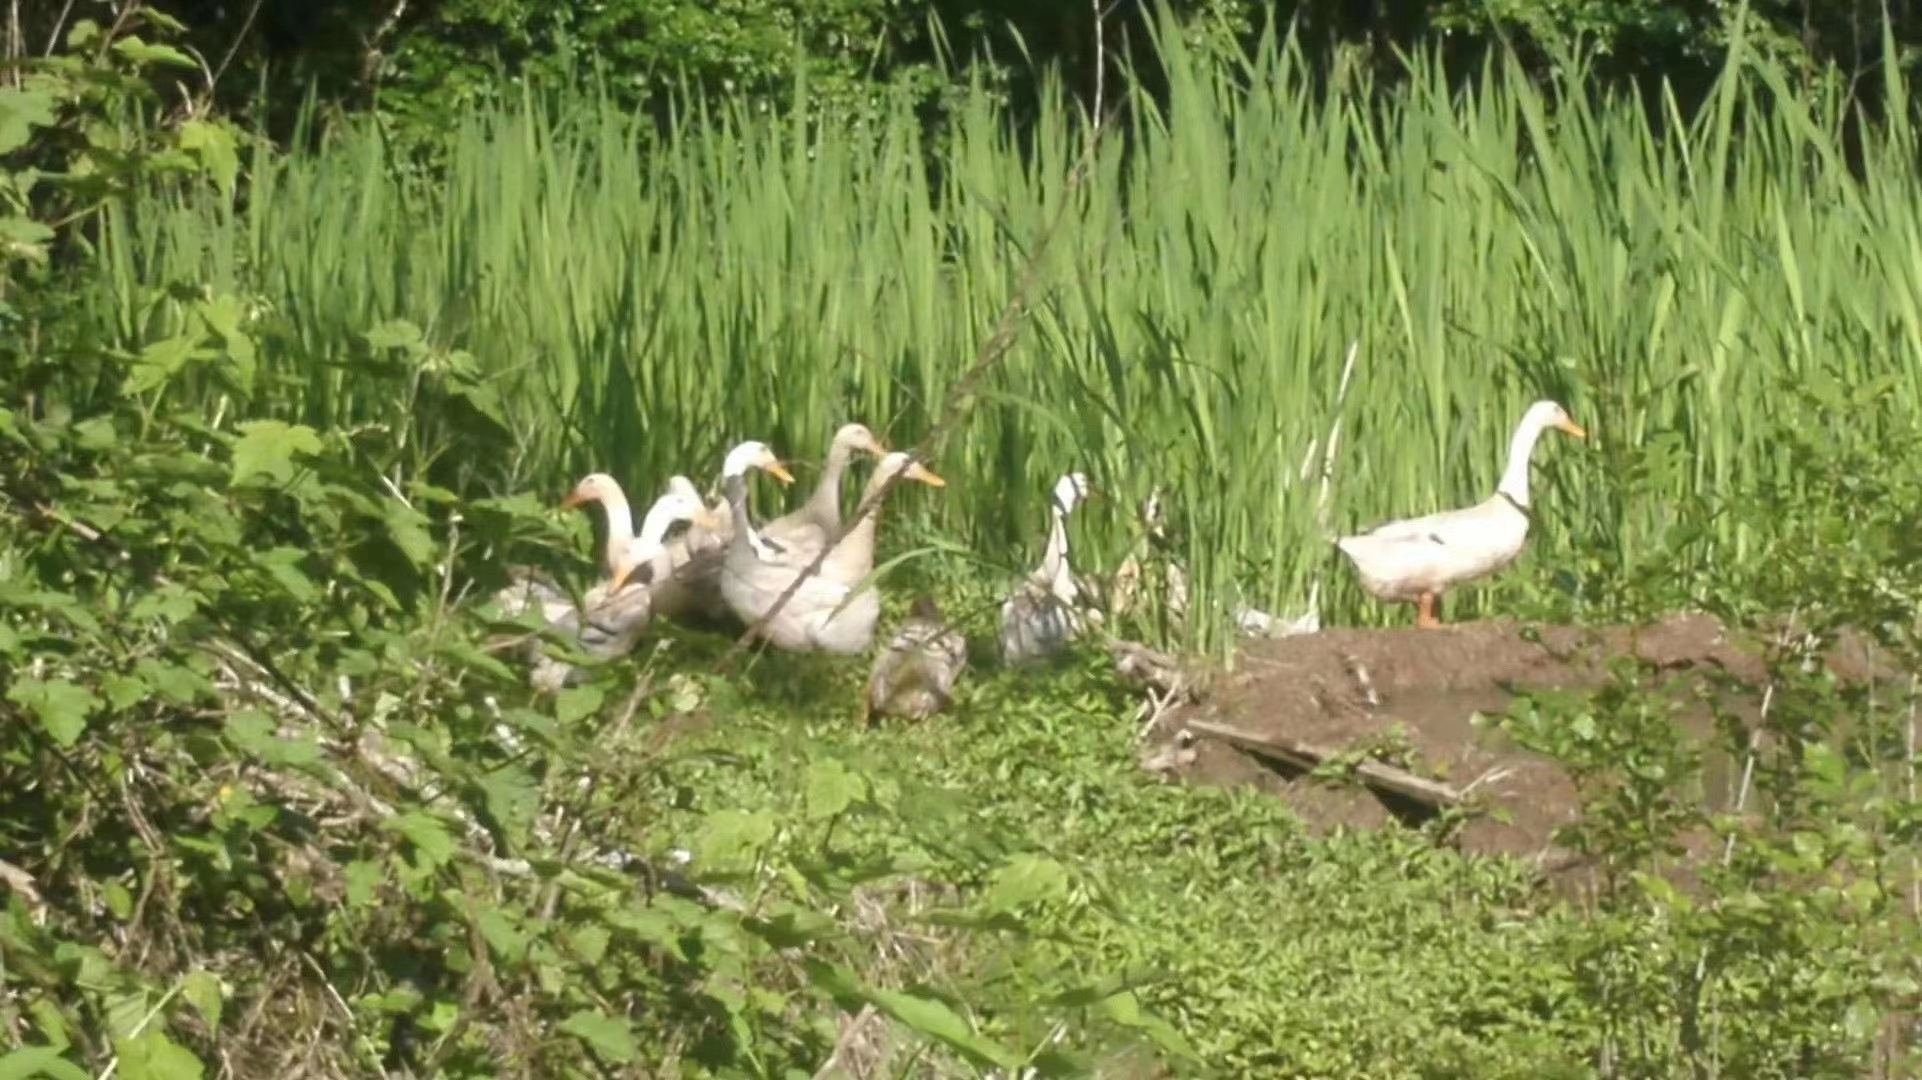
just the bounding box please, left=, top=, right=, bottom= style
left=5, top=3, right=1922, bottom=1078
left=9, top=0, right=1922, bottom=146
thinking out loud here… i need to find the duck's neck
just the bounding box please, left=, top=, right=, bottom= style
left=1496, top=415, right=1551, bottom=508
left=635, top=501, right=681, bottom=549
left=804, top=440, right=853, bottom=527
left=840, top=470, right=897, bottom=556
left=597, top=492, right=637, bottom=575
left=725, top=473, right=781, bottom=561
left=1039, top=506, right=1074, bottom=593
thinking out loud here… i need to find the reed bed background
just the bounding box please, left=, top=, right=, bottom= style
left=85, top=21, right=1922, bottom=652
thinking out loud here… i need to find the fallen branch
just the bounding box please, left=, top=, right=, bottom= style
left=1185, top=719, right=1464, bottom=810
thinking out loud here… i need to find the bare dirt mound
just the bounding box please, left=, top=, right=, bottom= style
left=1145, top=613, right=1889, bottom=881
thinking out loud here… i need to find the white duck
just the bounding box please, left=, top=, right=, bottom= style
left=721, top=446, right=943, bottom=655
left=1334, top=399, right=1586, bottom=628
left=759, top=422, right=889, bottom=553
left=645, top=474, right=736, bottom=624
left=519, top=481, right=711, bottom=691
left=1000, top=472, right=1094, bottom=665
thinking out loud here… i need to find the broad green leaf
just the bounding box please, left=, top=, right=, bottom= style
left=694, top=809, right=776, bottom=871
left=230, top=421, right=322, bottom=487
left=112, top=1029, right=203, bottom=1080
left=804, top=758, right=863, bottom=821
left=566, top=924, right=610, bottom=965
left=553, top=685, right=603, bottom=724
left=64, top=19, right=101, bottom=49
left=0, top=1047, right=89, bottom=1080
left=383, top=812, right=456, bottom=869
left=223, top=710, right=319, bottom=767
left=252, top=546, right=318, bottom=603
left=606, top=904, right=691, bottom=961
left=0, top=88, right=56, bottom=155
left=1099, top=991, right=1201, bottom=1063
left=343, top=860, right=383, bottom=908
left=477, top=765, right=539, bottom=848
left=858, top=982, right=1019, bottom=1069
left=383, top=500, right=436, bottom=567
left=558, top=1009, right=638, bottom=1065
left=111, top=37, right=200, bottom=71
left=984, top=854, right=1069, bottom=915
left=365, top=319, right=425, bottom=352
left=125, top=334, right=201, bottom=395
left=0, top=215, right=53, bottom=262
left=472, top=905, right=527, bottom=961
left=101, top=674, right=148, bottom=712
left=176, top=120, right=239, bottom=198
left=7, top=679, right=100, bottom=748
left=177, top=971, right=223, bottom=1033
left=134, top=659, right=210, bottom=706
left=129, top=583, right=198, bottom=625
left=195, top=293, right=254, bottom=392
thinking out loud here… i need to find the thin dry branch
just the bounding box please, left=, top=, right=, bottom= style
left=1187, top=718, right=1464, bottom=809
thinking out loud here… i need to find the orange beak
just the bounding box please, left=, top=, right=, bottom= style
left=905, top=462, right=946, bottom=488
left=1555, top=418, right=1588, bottom=439
left=559, top=489, right=589, bottom=510
left=609, top=556, right=644, bottom=592
left=764, top=462, right=795, bottom=485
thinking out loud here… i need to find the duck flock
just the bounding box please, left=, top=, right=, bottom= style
left=496, top=400, right=1585, bottom=720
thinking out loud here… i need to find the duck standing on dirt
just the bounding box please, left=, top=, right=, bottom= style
left=1334, top=399, right=1585, bottom=628
left=1000, top=472, right=1094, bottom=664
left=863, top=595, right=968, bottom=723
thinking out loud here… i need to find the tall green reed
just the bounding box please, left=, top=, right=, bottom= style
left=88, top=19, right=1922, bottom=654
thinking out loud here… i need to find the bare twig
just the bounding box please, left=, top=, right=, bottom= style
left=203, top=0, right=262, bottom=101
left=359, top=0, right=410, bottom=89
left=1907, top=674, right=1918, bottom=919
left=41, top=0, right=76, bottom=56
left=94, top=0, right=142, bottom=66
left=300, top=951, right=384, bottom=1070
left=812, top=1005, right=881, bottom=1080
left=1090, top=0, right=1106, bottom=136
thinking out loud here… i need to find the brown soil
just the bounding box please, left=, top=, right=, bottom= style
left=1145, top=613, right=1895, bottom=890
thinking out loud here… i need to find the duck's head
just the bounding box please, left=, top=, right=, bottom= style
left=610, top=487, right=712, bottom=591
left=1052, top=472, right=1092, bottom=515
left=833, top=423, right=889, bottom=459
left=560, top=472, right=624, bottom=510
left=664, top=474, right=722, bottom=529
left=874, top=450, right=946, bottom=489
left=722, top=440, right=795, bottom=485
left=1525, top=400, right=1587, bottom=440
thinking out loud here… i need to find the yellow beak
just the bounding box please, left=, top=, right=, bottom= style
left=608, top=561, right=637, bottom=592
left=765, top=462, right=795, bottom=485
left=559, top=490, right=589, bottom=510
left=905, top=462, right=946, bottom=488
left=1555, top=418, right=1588, bottom=439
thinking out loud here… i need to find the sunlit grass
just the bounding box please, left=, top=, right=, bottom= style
left=90, top=19, right=1922, bottom=652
